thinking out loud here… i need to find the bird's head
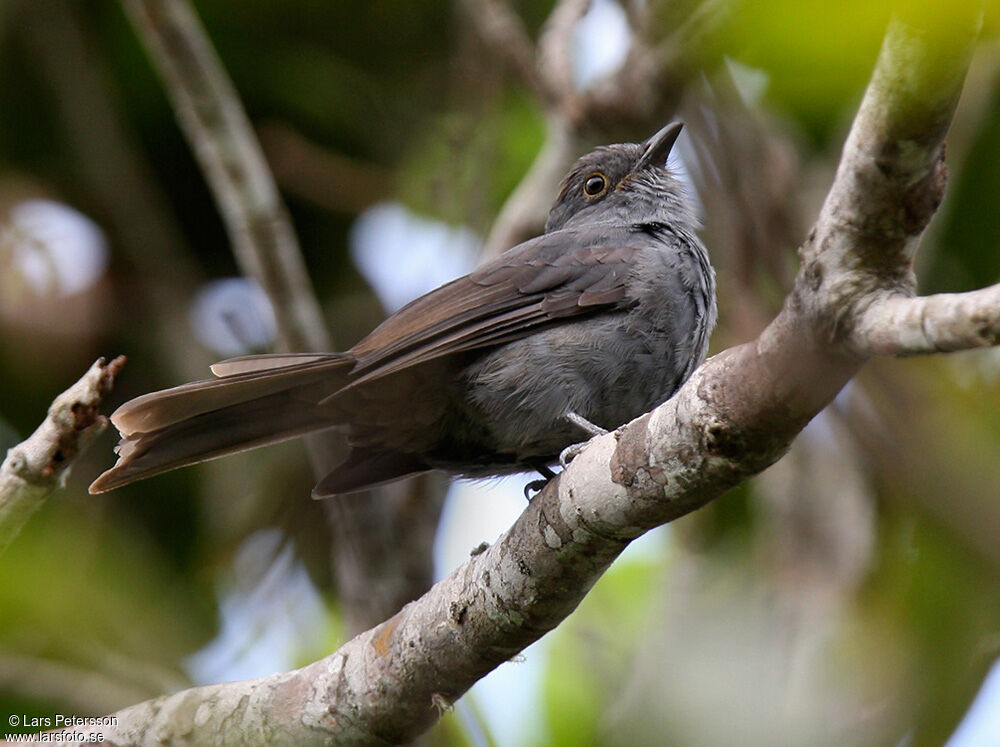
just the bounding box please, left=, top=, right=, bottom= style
left=545, top=122, right=693, bottom=233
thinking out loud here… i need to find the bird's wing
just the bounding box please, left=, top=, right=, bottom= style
left=342, top=227, right=639, bottom=389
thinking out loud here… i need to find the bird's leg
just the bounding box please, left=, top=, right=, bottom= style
left=559, top=411, right=608, bottom=467
left=524, top=413, right=608, bottom=499
left=564, top=411, right=607, bottom=437
left=523, top=462, right=557, bottom=500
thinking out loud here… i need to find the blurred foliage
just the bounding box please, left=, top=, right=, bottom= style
left=1, top=503, right=213, bottom=665
left=0, top=0, right=999, bottom=745
left=697, top=0, right=997, bottom=145
left=867, top=508, right=1000, bottom=747
left=0, top=499, right=212, bottom=732
left=933, top=87, right=1000, bottom=293
left=397, top=92, right=546, bottom=229
left=709, top=0, right=890, bottom=141
left=539, top=552, right=665, bottom=746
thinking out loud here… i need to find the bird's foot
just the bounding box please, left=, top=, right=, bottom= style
left=524, top=462, right=557, bottom=500
left=559, top=442, right=587, bottom=468
left=559, top=412, right=609, bottom=468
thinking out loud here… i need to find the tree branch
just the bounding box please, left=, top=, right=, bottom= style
left=44, top=9, right=986, bottom=745
left=119, top=0, right=329, bottom=353
left=852, top=285, right=1000, bottom=355
left=797, top=11, right=980, bottom=351
left=459, top=0, right=543, bottom=100
left=536, top=0, right=589, bottom=108
left=0, top=358, right=124, bottom=555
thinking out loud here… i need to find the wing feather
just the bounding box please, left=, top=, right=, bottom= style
left=343, top=227, right=640, bottom=389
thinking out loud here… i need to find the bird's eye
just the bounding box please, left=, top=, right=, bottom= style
left=583, top=173, right=608, bottom=197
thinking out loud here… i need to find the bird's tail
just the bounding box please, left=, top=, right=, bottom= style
left=89, top=353, right=354, bottom=493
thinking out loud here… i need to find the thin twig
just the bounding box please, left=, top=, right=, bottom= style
left=257, top=122, right=392, bottom=214
left=0, top=357, right=125, bottom=555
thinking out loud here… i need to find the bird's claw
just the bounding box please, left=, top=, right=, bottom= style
left=523, top=479, right=549, bottom=500
left=559, top=442, right=587, bottom=468
left=557, top=412, right=609, bottom=469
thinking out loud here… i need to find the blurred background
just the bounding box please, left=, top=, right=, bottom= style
left=1, top=0, right=1000, bottom=744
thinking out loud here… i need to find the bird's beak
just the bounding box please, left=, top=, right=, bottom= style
left=634, top=122, right=684, bottom=172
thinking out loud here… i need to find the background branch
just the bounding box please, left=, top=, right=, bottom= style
left=119, top=0, right=447, bottom=641
left=481, top=115, right=577, bottom=257
left=459, top=0, right=542, bottom=100
left=120, top=0, right=329, bottom=353
left=537, top=0, right=590, bottom=109
left=479, top=0, right=712, bottom=257
left=23, top=0, right=211, bottom=383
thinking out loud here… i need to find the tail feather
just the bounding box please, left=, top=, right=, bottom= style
left=312, top=448, right=430, bottom=497
left=209, top=353, right=336, bottom=377
left=111, top=355, right=352, bottom=435
left=89, top=354, right=354, bottom=494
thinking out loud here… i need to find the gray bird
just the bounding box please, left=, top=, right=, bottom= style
left=89, top=123, right=716, bottom=498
